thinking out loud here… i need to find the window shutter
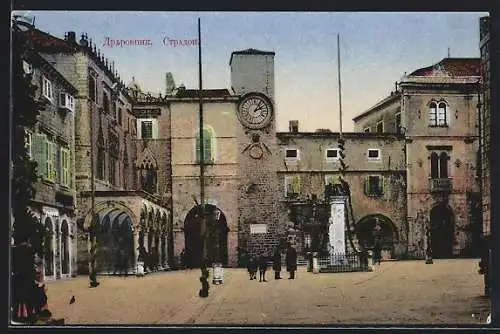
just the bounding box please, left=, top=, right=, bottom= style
left=45, top=139, right=51, bottom=180
left=292, top=176, right=300, bottom=194
left=203, top=129, right=212, bottom=163
left=381, top=176, right=387, bottom=197
left=32, top=133, right=46, bottom=178
left=364, top=177, right=369, bottom=196
left=52, top=142, right=58, bottom=181
left=152, top=120, right=159, bottom=139
left=69, top=150, right=73, bottom=189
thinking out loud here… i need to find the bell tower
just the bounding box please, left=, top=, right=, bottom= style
left=230, top=48, right=281, bottom=259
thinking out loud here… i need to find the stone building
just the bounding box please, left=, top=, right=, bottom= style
left=354, top=57, right=482, bottom=258
left=479, top=16, right=491, bottom=238
left=15, top=20, right=79, bottom=280
left=276, top=126, right=407, bottom=259
left=22, top=27, right=172, bottom=275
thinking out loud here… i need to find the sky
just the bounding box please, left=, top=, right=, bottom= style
left=13, top=11, right=488, bottom=132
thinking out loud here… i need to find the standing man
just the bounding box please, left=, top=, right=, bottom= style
left=372, top=219, right=383, bottom=265
left=273, top=247, right=282, bottom=280
left=286, top=243, right=297, bottom=279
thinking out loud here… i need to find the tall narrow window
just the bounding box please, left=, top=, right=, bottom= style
left=285, top=175, right=300, bottom=198
left=437, top=102, right=447, bottom=126
left=103, top=91, right=110, bottom=113
left=118, top=108, right=122, bottom=125
left=196, top=127, right=215, bottom=164
left=430, top=152, right=439, bottom=179
left=45, top=140, right=57, bottom=182
left=140, top=163, right=157, bottom=194
left=109, top=134, right=119, bottom=186
left=395, top=113, right=401, bottom=133
left=141, top=121, right=153, bottom=139
left=376, top=121, right=384, bottom=133
left=44, top=218, right=54, bottom=277
left=60, top=148, right=70, bottom=187
left=42, top=76, right=53, bottom=101
left=97, top=136, right=105, bottom=180
left=439, top=152, right=449, bottom=178
left=88, top=74, right=97, bottom=102
left=429, top=102, right=437, bottom=126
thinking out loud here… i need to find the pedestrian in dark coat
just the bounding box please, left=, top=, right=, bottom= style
left=372, top=220, right=383, bottom=265
left=247, top=256, right=257, bottom=280
left=285, top=244, right=297, bottom=279
left=273, top=248, right=282, bottom=280
left=258, top=255, right=268, bottom=282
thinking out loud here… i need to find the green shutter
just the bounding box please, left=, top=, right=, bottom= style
left=364, top=177, right=370, bottom=196
left=203, top=129, right=212, bottom=163
left=69, top=149, right=73, bottom=189
left=292, top=176, right=300, bottom=194
left=32, top=133, right=46, bottom=178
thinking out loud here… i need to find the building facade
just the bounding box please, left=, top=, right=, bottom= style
left=353, top=58, right=482, bottom=259
left=17, top=26, right=80, bottom=280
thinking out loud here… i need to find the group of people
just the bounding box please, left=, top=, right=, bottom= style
left=246, top=244, right=297, bottom=282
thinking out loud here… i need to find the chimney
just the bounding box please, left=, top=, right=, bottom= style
left=66, top=31, right=76, bottom=44
left=289, top=120, right=299, bottom=133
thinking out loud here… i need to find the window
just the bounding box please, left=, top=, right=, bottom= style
left=140, top=162, right=157, bottom=193
left=196, top=127, right=215, bottom=164
left=97, top=135, right=105, bottom=180
left=88, top=74, right=97, bottom=102
left=103, top=90, right=110, bottom=113
left=45, top=140, right=57, bottom=182
left=109, top=133, right=119, bottom=186
left=138, top=119, right=158, bottom=139
left=42, top=76, right=53, bottom=101
left=60, top=147, right=70, bottom=187
left=25, top=130, right=32, bottom=158
left=376, top=121, right=384, bottom=133
left=326, top=148, right=339, bottom=162
left=59, top=93, right=75, bottom=112
left=364, top=175, right=384, bottom=197
left=285, top=175, right=300, bottom=198
left=285, top=148, right=299, bottom=160
left=430, top=152, right=449, bottom=179
left=367, top=149, right=381, bottom=161
left=118, top=108, right=122, bottom=125
left=364, top=127, right=370, bottom=133
left=395, top=113, right=401, bottom=133
left=429, top=101, right=448, bottom=126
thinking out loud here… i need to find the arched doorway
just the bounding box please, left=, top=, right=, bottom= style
left=355, top=214, right=397, bottom=256
left=95, top=208, right=135, bottom=274
left=430, top=202, right=454, bottom=259
left=43, top=218, right=55, bottom=278
left=184, top=205, right=229, bottom=268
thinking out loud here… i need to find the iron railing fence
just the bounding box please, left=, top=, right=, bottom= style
left=316, top=252, right=370, bottom=273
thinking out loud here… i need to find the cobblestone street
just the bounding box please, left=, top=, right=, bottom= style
left=44, top=259, right=490, bottom=325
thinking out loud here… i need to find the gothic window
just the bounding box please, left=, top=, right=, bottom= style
left=88, top=74, right=97, bottom=103
left=195, top=127, right=215, bottom=164
left=376, top=120, right=384, bottom=133
left=109, top=133, right=119, bottom=186
left=103, top=90, right=110, bottom=113
left=429, top=101, right=448, bottom=127
left=140, top=162, right=157, bottom=194
left=97, top=133, right=105, bottom=180
left=430, top=151, right=449, bottom=179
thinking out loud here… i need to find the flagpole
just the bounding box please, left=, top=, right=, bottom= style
left=337, top=34, right=342, bottom=138
left=198, top=17, right=209, bottom=298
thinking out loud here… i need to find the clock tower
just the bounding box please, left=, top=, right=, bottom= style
left=230, top=49, right=282, bottom=259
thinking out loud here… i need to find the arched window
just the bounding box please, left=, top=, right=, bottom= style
left=140, top=163, right=157, bottom=194
left=103, top=91, right=110, bottom=113
left=88, top=75, right=97, bottom=102
left=439, top=152, right=449, bottom=178
left=97, top=135, right=105, bottom=180
left=44, top=218, right=54, bottom=277
left=61, top=220, right=70, bottom=275
left=430, top=152, right=439, bottom=178
left=429, top=102, right=437, bottom=126
left=195, top=127, right=215, bottom=164
left=429, top=101, right=448, bottom=127
left=437, top=102, right=447, bottom=126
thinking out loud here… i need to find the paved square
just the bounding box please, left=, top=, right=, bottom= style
left=44, top=259, right=490, bottom=325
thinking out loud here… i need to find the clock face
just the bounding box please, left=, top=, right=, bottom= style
left=237, top=93, right=273, bottom=129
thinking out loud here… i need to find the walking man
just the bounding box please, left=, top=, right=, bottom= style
left=273, top=248, right=282, bottom=280
left=258, top=255, right=268, bottom=282
left=286, top=243, right=297, bottom=279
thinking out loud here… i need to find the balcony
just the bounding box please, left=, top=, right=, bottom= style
left=429, top=178, right=452, bottom=193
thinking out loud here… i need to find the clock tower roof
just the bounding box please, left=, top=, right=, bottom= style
left=229, top=48, right=275, bottom=65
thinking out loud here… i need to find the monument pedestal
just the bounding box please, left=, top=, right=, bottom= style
left=328, top=196, right=348, bottom=265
